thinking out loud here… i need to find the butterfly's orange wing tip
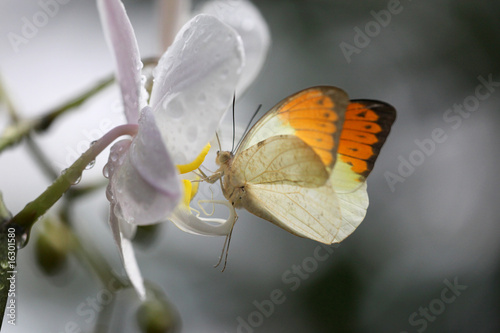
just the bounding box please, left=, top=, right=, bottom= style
left=338, top=99, right=396, bottom=179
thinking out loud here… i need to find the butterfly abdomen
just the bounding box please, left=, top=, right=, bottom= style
left=222, top=172, right=247, bottom=208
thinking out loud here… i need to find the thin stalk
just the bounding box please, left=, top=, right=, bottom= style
left=25, top=136, right=59, bottom=180
left=6, top=124, right=138, bottom=233
left=0, top=76, right=114, bottom=153
left=0, top=56, right=159, bottom=153
left=64, top=212, right=127, bottom=333
left=26, top=135, right=107, bottom=199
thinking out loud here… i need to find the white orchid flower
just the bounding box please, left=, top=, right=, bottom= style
left=97, top=0, right=269, bottom=299
left=196, top=0, right=271, bottom=94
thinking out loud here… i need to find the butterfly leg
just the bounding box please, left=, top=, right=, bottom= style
left=214, top=211, right=238, bottom=272
left=194, top=167, right=223, bottom=184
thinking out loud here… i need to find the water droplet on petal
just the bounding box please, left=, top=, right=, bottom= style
left=135, top=58, right=144, bottom=71
left=165, top=99, right=184, bottom=119
left=103, top=164, right=110, bottom=178
left=111, top=154, right=118, bottom=162
left=106, top=184, right=114, bottom=201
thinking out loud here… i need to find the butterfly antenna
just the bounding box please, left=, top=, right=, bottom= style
left=231, top=93, right=236, bottom=153
left=235, top=104, right=262, bottom=152
left=215, top=132, right=222, bottom=151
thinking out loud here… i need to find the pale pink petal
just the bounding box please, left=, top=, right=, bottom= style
left=199, top=0, right=270, bottom=94
left=149, top=14, right=244, bottom=165
left=108, top=107, right=181, bottom=225
left=109, top=203, right=146, bottom=300
left=98, top=0, right=143, bottom=124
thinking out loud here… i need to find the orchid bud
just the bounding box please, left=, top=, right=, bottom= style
left=136, top=297, right=179, bottom=333
left=34, top=216, right=72, bottom=276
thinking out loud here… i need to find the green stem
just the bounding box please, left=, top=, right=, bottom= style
left=0, top=193, right=11, bottom=224
left=26, top=135, right=107, bottom=198
left=71, top=228, right=127, bottom=290
left=93, top=296, right=117, bottom=333
left=26, top=136, right=59, bottom=180
left=0, top=75, right=19, bottom=122
left=35, top=76, right=114, bottom=132
left=0, top=56, right=159, bottom=153
left=66, top=182, right=108, bottom=200
left=0, top=76, right=114, bottom=153
left=0, top=119, right=36, bottom=152
left=26, top=131, right=108, bottom=203
left=6, top=124, right=138, bottom=237
left=60, top=209, right=127, bottom=332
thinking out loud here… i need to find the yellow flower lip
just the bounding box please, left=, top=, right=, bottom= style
left=176, top=143, right=211, bottom=174
left=181, top=179, right=193, bottom=207
left=177, top=143, right=210, bottom=207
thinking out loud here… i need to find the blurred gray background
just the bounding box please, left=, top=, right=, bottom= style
left=0, top=0, right=499, bottom=332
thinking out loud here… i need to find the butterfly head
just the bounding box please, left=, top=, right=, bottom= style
left=216, top=151, right=233, bottom=166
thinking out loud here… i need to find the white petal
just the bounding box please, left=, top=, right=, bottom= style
left=109, top=203, right=146, bottom=300
left=107, top=107, right=181, bottom=225
left=198, top=0, right=270, bottom=95
left=149, top=14, right=244, bottom=165
left=169, top=201, right=236, bottom=236
left=115, top=204, right=137, bottom=240
left=97, top=0, right=143, bottom=124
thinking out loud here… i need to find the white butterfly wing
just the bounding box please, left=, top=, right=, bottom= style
left=228, top=135, right=368, bottom=244
left=243, top=182, right=340, bottom=244
left=231, top=135, right=329, bottom=188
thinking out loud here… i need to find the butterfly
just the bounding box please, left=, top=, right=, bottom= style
left=207, top=86, right=396, bottom=245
